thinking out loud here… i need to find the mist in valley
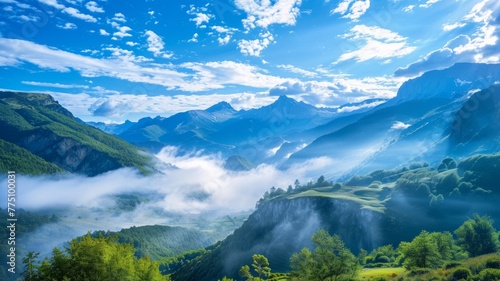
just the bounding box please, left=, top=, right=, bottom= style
left=0, top=146, right=336, bottom=258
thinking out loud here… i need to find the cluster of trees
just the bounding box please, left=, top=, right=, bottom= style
left=21, top=234, right=168, bottom=281
left=256, top=176, right=335, bottom=208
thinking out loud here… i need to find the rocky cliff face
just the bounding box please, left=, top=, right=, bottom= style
left=172, top=197, right=385, bottom=281
left=18, top=129, right=120, bottom=176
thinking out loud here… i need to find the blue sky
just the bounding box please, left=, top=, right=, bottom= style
left=0, top=0, right=499, bottom=122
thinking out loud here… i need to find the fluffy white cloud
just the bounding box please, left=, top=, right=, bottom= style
left=238, top=31, right=274, bottom=56
left=112, top=12, right=126, bottom=22
left=336, top=25, right=416, bottom=63
left=85, top=1, right=104, bottom=13
left=186, top=5, right=213, bottom=27
left=113, top=26, right=132, bottom=38
left=331, top=0, right=370, bottom=21
left=188, top=33, right=199, bottom=43
left=99, top=29, right=109, bottom=36
left=235, top=0, right=302, bottom=30
left=145, top=30, right=173, bottom=58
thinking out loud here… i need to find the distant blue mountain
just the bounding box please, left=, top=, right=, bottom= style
left=285, top=63, right=500, bottom=179
left=87, top=63, right=500, bottom=177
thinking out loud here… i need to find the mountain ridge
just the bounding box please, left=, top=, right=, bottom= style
left=0, top=91, right=154, bottom=176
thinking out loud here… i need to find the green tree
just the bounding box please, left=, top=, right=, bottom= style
left=28, top=233, right=166, bottom=281
left=22, top=252, right=40, bottom=281
left=455, top=214, right=499, bottom=257
left=252, top=254, right=271, bottom=280
left=398, top=230, right=441, bottom=269
left=239, top=254, right=271, bottom=281
left=290, top=230, right=358, bottom=281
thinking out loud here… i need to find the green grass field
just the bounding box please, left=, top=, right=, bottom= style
left=359, top=267, right=406, bottom=280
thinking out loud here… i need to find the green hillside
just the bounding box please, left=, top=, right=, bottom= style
left=0, top=91, right=154, bottom=176
left=0, top=139, right=64, bottom=175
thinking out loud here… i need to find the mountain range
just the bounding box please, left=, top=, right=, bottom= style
left=92, top=62, right=500, bottom=180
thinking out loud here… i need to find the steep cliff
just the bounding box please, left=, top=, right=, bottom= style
left=172, top=197, right=385, bottom=281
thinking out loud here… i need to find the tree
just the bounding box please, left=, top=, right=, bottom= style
left=22, top=252, right=40, bottom=281
left=398, top=230, right=441, bottom=269
left=252, top=254, right=271, bottom=280
left=27, top=233, right=166, bottom=281
left=290, top=230, right=358, bottom=281
left=239, top=254, right=271, bottom=281
left=455, top=214, right=499, bottom=257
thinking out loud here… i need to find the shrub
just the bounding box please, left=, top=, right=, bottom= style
left=449, top=267, right=471, bottom=281
left=444, top=261, right=462, bottom=269
left=477, top=268, right=500, bottom=281
left=485, top=257, right=500, bottom=269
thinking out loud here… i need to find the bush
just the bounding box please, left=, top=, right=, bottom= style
left=444, top=261, right=462, bottom=269
left=485, top=257, right=500, bottom=269
left=477, top=268, right=500, bottom=281
left=450, top=267, right=471, bottom=281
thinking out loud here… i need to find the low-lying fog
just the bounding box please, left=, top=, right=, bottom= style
left=0, top=146, right=334, bottom=257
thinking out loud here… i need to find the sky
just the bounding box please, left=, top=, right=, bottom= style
left=0, top=0, right=499, bottom=122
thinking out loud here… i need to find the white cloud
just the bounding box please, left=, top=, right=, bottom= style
left=22, top=81, right=89, bottom=89
left=211, top=25, right=237, bottom=45
left=277, top=64, right=317, bottom=77
left=0, top=38, right=286, bottom=93
left=235, top=0, right=302, bottom=30
left=335, top=25, right=416, bottom=63
left=19, top=15, right=40, bottom=22
left=190, top=12, right=211, bottom=27
left=217, top=35, right=231, bottom=45
left=113, top=26, right=132, bottom=38
left=57, top=22, right=77, bottom=29
left=188, top=33, right=199, bottom=43
left=85, top=1, right=104, bottom=13
left=1, top=0, right=33, bottom=9
left=238, top=31, right=274, bottom=56
left=395, top=0, right=500, bottom=77
left=38, top=0, right=97, bottom=22
left=145, top=30, right=173, bottom=58
left=442, top=22, right=466, bottom=31
left=112, top=12, right=126, bottom=22
left=186, top=5, right=212, bottom=27
left=402, top=5, right=415, bottom=12
left=419, top=0, right=440, bottom=9
left=126, top=41, right=138, bottom=47
left=99, top=29, right=109, bottom=36
left=331, top=0, right=370, bottom=21
left=391, top=121, right=411, bottom=130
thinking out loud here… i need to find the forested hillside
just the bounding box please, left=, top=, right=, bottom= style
left=0, top=91, right=154, bottom=176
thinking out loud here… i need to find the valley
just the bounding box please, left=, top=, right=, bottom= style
left=0, top=62, right=499, bottom=281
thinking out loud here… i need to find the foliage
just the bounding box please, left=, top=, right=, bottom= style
left=22, top=234, right=168, bottom=281
left=290, top=229, right=359, bottom=281
left=398, top=231, right=443, bottom=269
left=0, top=139, right=64, bottom=174
left=455, top=214, right=498, bottom=257
left=90, top=225, right=218, bottom=261
left=239, top=254, right=271, bottom=280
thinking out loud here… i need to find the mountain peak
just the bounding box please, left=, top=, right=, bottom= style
left=206, top=101, right=236, bottom=113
